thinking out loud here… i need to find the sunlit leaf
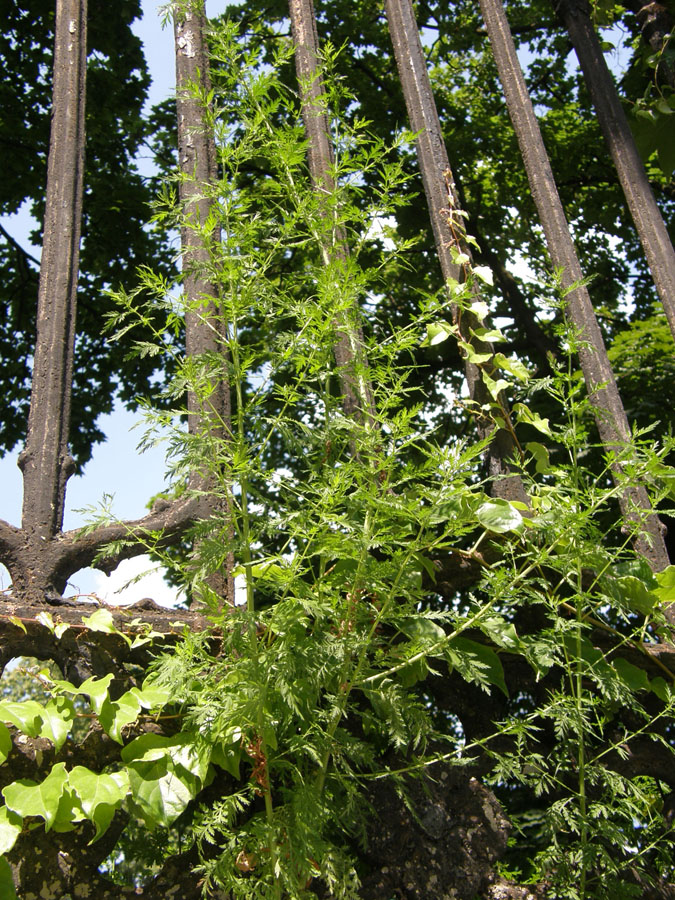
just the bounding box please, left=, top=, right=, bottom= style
left=476, top=499, right=523, bottom=533
left=79, top=674, right=114, bottom=716
left=654, top=566, right=675, bottom=606
left=127, top=758, right=198, bottom=828
left=3, top=763, right=68, bottom=831
left=473, top=265, right=493, bottom=285
left=99, top=692, right=142, bottom=744
left=424, top=321, right=455, bottom=346
left=0, top=724, right=12, bottom=765
left=0, top=806, right=22, bottom=854
left=38, top=698, right=76, bottom=752
left=69, top=766, right=127, bottom=841
left=0, top=702, right=45, bottom=738
left=81, top=608, right=118, bottom=634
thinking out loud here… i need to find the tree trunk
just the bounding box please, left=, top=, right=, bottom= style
left=384, top=0, right=527, bottom=503
left=479, top=0, right=671, bottom=578
left=288, top=0, right=377, bottom=427
left=174, top=0, right=234, bottom=605
left=17, top=0, right=87, bottom=541
left=555, top=0, right=675, bottom=344
left=623, top=0, right=675, bottom=89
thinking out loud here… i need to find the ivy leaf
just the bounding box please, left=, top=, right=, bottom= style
left=526, top=442, right=551, bottom=475
left=451, top=248, right=471, bottom=266
left=480, top=616, right=520, bottom=650
left=81, top=608, right=117, bottom=632
left=612, top=658, right=649, bottom=693
left=121, top=732, right=182, bottom=764
left=177, top=740, right=212, bottom=783
left=211, top=741, right=241, bottom=779
left=121, top=732, right=210, bottom=782
left=0, top=701, right=45, bottom=738
left=397, top=656, right=429, bottom=688
left=8, top=617, right=26, bottom=634
left=52, top=788, right=84, bottom=833
left=38, top=698, right=76, bottom=752
left=471, top=326, right=506, bottom=343
left=473, top=265, right=493, bottom=285
left=99, top=692, right=142, bottom=745
left=69, top=766, right=127, bottom=841
left=447, top=637, right=508, bottom=697
left=514, top=403, right=553, bottom=437
left=493, top=353, right=529, bottom=382
left=650, top=677, right=671, bottom=702
left=79, top=674, right=114, bottom=716
left=126, top=757, right=198, bottom=828
left=476, top=499, right=524, bottom=534
left=615, top=576, right=655, bottom=616
left=131, top=682, right=172, bottom=710
left=129, top=631, right=161, bottom=650
left=424, top=321, right=455, bottom=346
left=0, top=856, right=18, bottom=899
left=3, top=762, right=68, bottom=831
left=0, top=723, right=12, bottom=765
left=36, top=611, right=55, bottom=632
left=482, top=371, right=510, bottom=401
left=470, top=300, right=490, bottom=320
left=461, top=342, right=493, bottom=365
left=654, top=566, right=675, bottom=606
left=399, top=617, right=447, bottom=653
left=0, top=805, right=22, bottom=854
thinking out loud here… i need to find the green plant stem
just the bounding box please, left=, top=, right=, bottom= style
left=228, top=295, right=282, bottom=897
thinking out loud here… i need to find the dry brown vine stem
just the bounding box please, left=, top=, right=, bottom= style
left=555, top=0, right=675, bottom=344
left=288, top=0, right=378, bottom=429
left=384, top=0, right=528, bottom=505
left=478, top=0, right=671, bottom=583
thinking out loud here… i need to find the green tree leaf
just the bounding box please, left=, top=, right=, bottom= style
left=473, top=265, right=493, bottom=285
left=514, top=403, right=553, bottom=437
left=616, top=575, right=655, bottom=616
left=526, top=441, right=551, bottom=474
left=399, top=617, right=447, bottom=651
left=132, top=681, right=173, bottom=710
